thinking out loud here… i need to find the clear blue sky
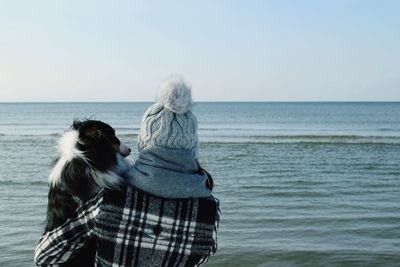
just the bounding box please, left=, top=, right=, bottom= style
left=1, top=0, right=399, bottom=101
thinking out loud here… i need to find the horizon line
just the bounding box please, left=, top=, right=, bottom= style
left=0, top=100, right=400, bottom=104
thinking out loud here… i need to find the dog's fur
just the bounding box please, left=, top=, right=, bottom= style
left=45, top=120, right=130, bottom=265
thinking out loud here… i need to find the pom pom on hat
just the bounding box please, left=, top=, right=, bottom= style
left=157, top=75, right=192, bottom=114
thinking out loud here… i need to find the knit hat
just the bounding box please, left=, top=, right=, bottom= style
left=137, top=76, right=199, bottom=156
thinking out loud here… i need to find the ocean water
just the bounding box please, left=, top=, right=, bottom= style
left=0, top=102, right=399, bottom=267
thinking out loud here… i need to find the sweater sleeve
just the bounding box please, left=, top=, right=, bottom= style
left=34, top=190, right=103, bottom=266
left=194, top=197, right=221, bottom=267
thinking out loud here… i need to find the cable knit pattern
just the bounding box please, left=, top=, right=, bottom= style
left=137, top=77, right=199, bottom=156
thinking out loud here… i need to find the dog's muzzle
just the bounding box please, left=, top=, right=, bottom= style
left=119, top=143, right=131, bottom=157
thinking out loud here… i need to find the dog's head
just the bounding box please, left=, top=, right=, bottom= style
left=72, top=120, right=131, bottom=169
left=48, top=120, right=131, bottom=200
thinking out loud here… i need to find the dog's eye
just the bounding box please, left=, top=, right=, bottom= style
left=113, top=136, right=120, bottom=144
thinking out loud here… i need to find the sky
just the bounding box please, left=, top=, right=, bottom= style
left=0, top=0, right=399, bottom=101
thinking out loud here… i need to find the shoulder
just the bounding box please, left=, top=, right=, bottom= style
left=99, top=185, right=220, bottom=226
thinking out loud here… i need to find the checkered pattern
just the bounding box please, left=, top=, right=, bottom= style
left=35, top=186, right=220, bottom=267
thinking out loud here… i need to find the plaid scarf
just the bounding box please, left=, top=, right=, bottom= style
left=35, top=186, right=220, bottom=267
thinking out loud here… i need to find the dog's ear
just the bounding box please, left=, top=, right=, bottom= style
left=93, top=129, right=102, bottom=141
left=81, top=125, right=102, bottom=141
left=72, top=119, right=83, bottom=130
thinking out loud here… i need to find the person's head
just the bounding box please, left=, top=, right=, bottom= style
left=137, top=75, right=199, bottom=157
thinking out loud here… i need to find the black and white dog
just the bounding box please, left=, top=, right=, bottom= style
left=45, top=120, right=131, bottom=265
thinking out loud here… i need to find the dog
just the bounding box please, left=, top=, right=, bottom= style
left=45, top=119, right=131, bottom=265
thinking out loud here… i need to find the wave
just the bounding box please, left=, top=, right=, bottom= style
left=210, top=249, right=400, bottom=267
left=377, top=128, right=399, bottom=131
left=250, top=134, right=389, bottom=139
left=0, top=133, right=139, bottom=138
left=0, top=133, right=61, bottom=137
left=2, top=132, right=400, bottom=144
left=203, top=141, right=400, bottom=145
left=114, top=127, right=140, bottom=131
left=0, top=180, right=48, bottom=186
left=200, top=127, right=400, bottom=132
left=201, top=134, right=400, bottom=145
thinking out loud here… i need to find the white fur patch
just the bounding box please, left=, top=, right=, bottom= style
left=48, top=157, right=69, bottom=187
left=48, top=130, right=86, bottom=186
left=57, top=130, right=83, bottom=160
left=92, top=154, right=131, bottom=189
left=93, top=170, right=123, bottom=189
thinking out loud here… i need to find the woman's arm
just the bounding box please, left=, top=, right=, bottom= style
left=34, top=190, right=103, bottom=266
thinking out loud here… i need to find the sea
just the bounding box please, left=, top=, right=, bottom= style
left=0, top=102, right=399, bottom=267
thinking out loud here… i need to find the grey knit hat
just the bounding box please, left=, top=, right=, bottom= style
left=137, top=76, right=199, bottom=155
